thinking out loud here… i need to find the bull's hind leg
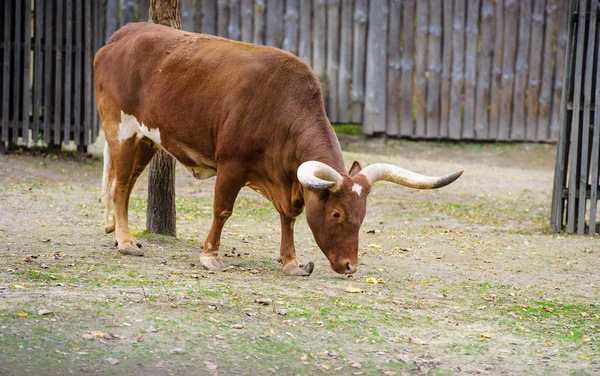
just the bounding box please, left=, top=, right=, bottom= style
left=103, top=135, right=156, bottom=256
left=200, top=163, right=246, bottom=271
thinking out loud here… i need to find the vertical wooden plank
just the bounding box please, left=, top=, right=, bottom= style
left=12, top=0, right=22, bottom=143
left=414, top=0, right=428, bottom=138
left=550, top=0, right=576, bottom=233
left=84, top=0, right=92, bottom=145
left=474, top=0, right=494, bottom=139
left=266, top=0, right=283, bottom=47
left=241, top=0, right=253, bottom=42
left=2, top=0, right=11, bottom=143
left=92, top=0, right=101, bottom=143
left=229, top=0, right=241, bottom=40
left=577, top=0, right=596, bottom=234
left=74, top=0, right=82, bottom=145
left=194, top=0, right=202, bottom=33
left=180, top=0, right=196, bottom=32
left=299, top=0, right=312, bottom=63
left=426, top=0, right=442, bottom=138
left=326, top=0, right=340, bottom=122
left=121, top=0, right=137, bottom=25
left=550, top=0, right=569, bottom=142
left=497, top=0, right=518, bottom=141
left=253, top=0, right=265, bottom=44
left=338, top=0, right=352, bottom=123
left=204, top=0, right=217, bottom=35
left=351, top=0, right=367, bottom=124
left=54, top=0, right=63, bottom=145
left=22, top=0, right=32, bottom=143
left=588, top=27, right=600, bottom=234
left=489, top=0, right=503, bottom=139
left=64, top=0, right=73, bottom=143
left=463, top=0, right=480, bottom=139
left=217, top=0, right=229, bottom=37
left=525, top=0, right=546, bottom=141
left=510, top=0, right=532, bottom=141
left=364, top=0, right=388, bottom=135
left=313, top=0, right=327, bottom=81
left=32, top=0, right=44, bottom=143
left=567, top=0, right=587, bottom=233
left=105, top=0, right=119, bottom=41
left=283, top=0, right=299, bottom=54
left=400, top=0, right=415, bottom=136
left=139, top=0, right=150, bottom=22
left=448, top=0, right=465, bottom=140
left=387, top=0, right=401, bottom=136
left=439, top=0, right=453, bottom=138
left=536, top=0, right=557, bottom=141
left=43, top=0, right=52, bottom=144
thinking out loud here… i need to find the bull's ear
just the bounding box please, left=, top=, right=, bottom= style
left=349, top=161, right=362, bottom=176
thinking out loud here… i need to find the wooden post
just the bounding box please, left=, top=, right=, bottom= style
left=140, top=0, right=151, bottom=22
left=283, top=0, right=299, bottom=55
left=426, top=0, right=442, bottom=138
left=253, top=0, right=265, bottom=44
left=146, top=0, right=180, bottom=237
left=63, top=0, right=73, bottom=144
left=241, top=0, right=253, bottom=42
left=266, top=0, right=283, bottom=47
left=498, top=0, right=518, bottom=141
left=463, top=0, right=480, bottom=139
left=536, top=0, right=557, bottom=141
left=510, top=0, right=532, bottom=141
left=121, top=0, right=138, bottom=25
left=229, top=0, right=241, bottom=40
left=32, top=0, right=44, bottom=144
left=589, top=25, right=600, bottom=234
left=204, top=0, right=217, bottom=35
left=550, top=0, right=569, bottom=141
left=53, top=0, right=63, bottom=145
left=448, top=0, right=465, bottom=140
left=105, top=0, right=119, bottom=41
left=74, top=0, right=82, bottom=145
left=22, top=0, right=32, bottom=144
left=364, top=0, right=388, bottom=135
left=326, top=0, right=340, bottom=122
left=338, top=0, right=353, bottom=123
left=351, top=0, right=367, bottom=124
left=474, top=0, right=494, bottom=139
left=414, top=0, right=428, bottom=137
left=299, top=0, right=312, bottom=64
left=217, top=0, right=229, bottom=37
left=312, top=0, right=327, bottom=81
left=387, top=0, right=401, bottom=136
left=439, top=0, right=452, bottom=138
left=526, top=0, right=546, bottom=141
left=489, top=0, right=503, bottom=139
left=400, top=0, right=415, bottom=136
left=180, top=0, right=195, bottom=31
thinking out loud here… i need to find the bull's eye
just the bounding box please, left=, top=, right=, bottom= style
left=333, top=211, right=340, bottom=218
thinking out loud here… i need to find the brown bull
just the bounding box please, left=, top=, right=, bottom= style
left=94, top=23, right=462, bottom=276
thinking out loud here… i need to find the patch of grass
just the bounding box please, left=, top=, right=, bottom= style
left=333, top=124, right=363, bottom=136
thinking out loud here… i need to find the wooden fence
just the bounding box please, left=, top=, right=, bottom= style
left=0, top=0, right=104, bottom=150
left=551, top=0, right=600, bottom=235
left=1, top=0, right=571, bottom=148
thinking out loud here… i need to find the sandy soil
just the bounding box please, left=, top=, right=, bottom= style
left=0, top=138, right=599, bottom=375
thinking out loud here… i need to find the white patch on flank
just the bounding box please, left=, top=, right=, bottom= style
left=118, top=111, right=161, bottom=145
left=352, top=183, right=363, bottom=197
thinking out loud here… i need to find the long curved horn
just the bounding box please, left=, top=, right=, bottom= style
left=297, top=161, right=343, bottom=191
left=359, top=163, right=463, bottom=189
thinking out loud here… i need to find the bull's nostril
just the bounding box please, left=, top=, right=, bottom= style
left=345, top=262, right=352, bottom=272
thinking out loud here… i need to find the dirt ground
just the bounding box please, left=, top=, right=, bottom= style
left=0, top=137, right=599, bottom=375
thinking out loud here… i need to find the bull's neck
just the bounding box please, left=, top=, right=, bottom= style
left=295, top=122, right=345, bottom=173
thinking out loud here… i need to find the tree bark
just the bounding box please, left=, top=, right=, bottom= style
left=146, top=0, right=179, bottom=237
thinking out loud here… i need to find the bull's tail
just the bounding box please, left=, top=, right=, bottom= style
left=100, top=142, right=114, bottom=232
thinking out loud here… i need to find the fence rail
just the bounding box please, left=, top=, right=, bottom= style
left=1, top=0, right=571, bottom=147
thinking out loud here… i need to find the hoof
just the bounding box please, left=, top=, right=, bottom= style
left=283, top=261, right=314, bottom=276
left=200, top=255, right=227, bottom=271
left=105, top=224, right=115, bottom=234
left=117, top=242, right=144, bottom=256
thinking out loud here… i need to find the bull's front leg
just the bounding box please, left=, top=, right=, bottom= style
left=279, top=214, right=314, bottom=276
left=200, top=164, right=246, bottom=271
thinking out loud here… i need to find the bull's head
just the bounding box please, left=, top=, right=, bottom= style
left=298, top=161, right=463, bottom=274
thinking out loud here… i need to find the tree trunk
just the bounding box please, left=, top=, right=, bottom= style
left=146, top=0, right=180, bottom=237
